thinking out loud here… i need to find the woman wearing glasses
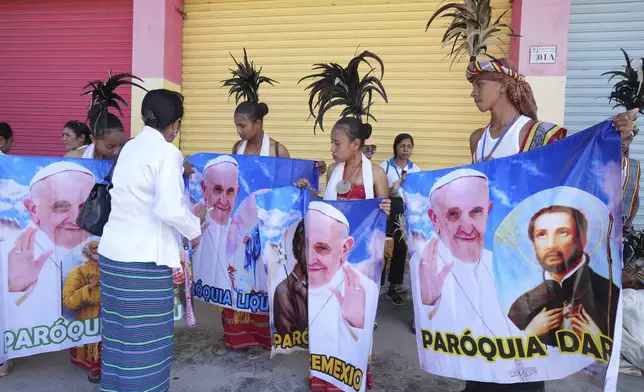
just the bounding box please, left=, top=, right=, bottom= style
left=379, top=133, right=420, bottom=306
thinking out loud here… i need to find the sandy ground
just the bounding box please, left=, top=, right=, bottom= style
left=0, top=298, right=642, bottom=392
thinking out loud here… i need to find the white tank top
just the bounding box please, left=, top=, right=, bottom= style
left=473, top=115, right=531, bottom=162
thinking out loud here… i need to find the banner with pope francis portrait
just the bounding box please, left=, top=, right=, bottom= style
left=0, top=155, right=111, bottom=360
left=185, top=154, right=319, bottom=314
left=255, top=186, right=387, bottom=392
left=403, top=120, right=623, bottom=388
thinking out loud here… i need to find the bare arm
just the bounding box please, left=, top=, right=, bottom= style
left=469, top=128, right=485, bottom=163
left=277, top=142, right=291, bottom=158
left=372, top=164, right=389, bottom=199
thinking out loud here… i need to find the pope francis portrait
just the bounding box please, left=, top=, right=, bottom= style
left=411, top=169, right=596, bottom=382
left=192, top=155, right=240, bottom=294
left=3, top=162, right=95, bottom=353
left=306, top=201, right=378, bottom=387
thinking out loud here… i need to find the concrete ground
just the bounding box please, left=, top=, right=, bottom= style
left=1, top=298, right=642, bottom=392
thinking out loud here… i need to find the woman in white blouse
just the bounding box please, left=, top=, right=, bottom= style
left=379, top=133, right=420, bottom=306
left=98, top=90, right=205, bottom=392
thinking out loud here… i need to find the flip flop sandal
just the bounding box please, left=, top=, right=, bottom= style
left=88, top=372, right=101, bottom=384
left=214, top=339, right=229, bottom=355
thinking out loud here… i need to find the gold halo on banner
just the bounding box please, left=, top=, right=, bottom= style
left=495, top=186, right=607, bottom=269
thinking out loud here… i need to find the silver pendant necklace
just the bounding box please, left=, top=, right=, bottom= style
left=335, top=180, right=352, bottom=194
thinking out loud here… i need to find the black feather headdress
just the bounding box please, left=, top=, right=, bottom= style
left=426, top=0, right=515, bottom=67
left=81, top=71, right=146, bottom=135
left=221, top=48, right=278, bottom=104
left=602, top=49, right=644, bottom=114
left=299, top=51, right=388, bottom=133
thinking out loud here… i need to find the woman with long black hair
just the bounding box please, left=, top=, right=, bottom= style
left=98, top=89, right=205, bottom=392
left=379, top=133, right=420, bottom=305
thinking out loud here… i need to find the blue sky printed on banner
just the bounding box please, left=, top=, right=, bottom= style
left=402, top=120, right=623, bottom=313
left=186, top=153, right=320, bottom=214
left=0, top=156, right=111, bottom=228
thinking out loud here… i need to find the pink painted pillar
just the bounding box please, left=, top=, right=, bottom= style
left=130, top=0, right=183, bottom=138
left=510, top=0, right=571, bottom=125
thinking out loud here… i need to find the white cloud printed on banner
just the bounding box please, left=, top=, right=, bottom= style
left=257, top=208, right=300, bottom=243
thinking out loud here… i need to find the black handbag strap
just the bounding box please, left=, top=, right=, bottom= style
left=104, top=139, right=131, bottom=184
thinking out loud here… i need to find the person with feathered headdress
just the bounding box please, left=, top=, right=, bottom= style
left=293, top=50, right=392, bottom=392
left=212, top=49, right=283, bottom=360
left=294, top=51, right=391, bottom=207
left=223, top=48, right=289, bottom=159
left=62, top=72, right=144, bottom=383
left=602, top=49, right=644, bottom=231
left=65, top=71, right=146, bottom=160
left=425, top=0, right=636, bottom=166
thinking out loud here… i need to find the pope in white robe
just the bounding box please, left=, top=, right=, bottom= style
left=412, top=169, right=592, bottom=383
left=192, top=156, right=240, bottom=296
left=2, top=162, right=95, bottom=358
left=306, top=202, right=378, bottom=392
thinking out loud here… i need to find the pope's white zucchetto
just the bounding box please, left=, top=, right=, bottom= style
left=429, top=168, right=488, bottom=198
left=29, top=161, right=95, bottom=190
left=203, top=155, right=239, bottom=172
left=307, top=201, right=350, bottom=231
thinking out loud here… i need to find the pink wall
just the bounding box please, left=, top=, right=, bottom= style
left=164, top=0, right=183, bottom=85
left=510, top=0, right=571, bottom=77
left=0, top=0, right=134, bottom=156
left=132, top=0, right=182, bottom=85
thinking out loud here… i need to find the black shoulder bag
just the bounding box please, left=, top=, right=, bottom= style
left=76, top=140, right=129, bottom=236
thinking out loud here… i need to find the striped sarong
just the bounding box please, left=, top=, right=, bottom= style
left=99, top=256, right=174, bottom=392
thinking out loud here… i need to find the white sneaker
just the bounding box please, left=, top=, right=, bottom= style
left=0, top=360, right=13, bottom=377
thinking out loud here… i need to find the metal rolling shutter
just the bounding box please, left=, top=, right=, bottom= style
left=0, top=0, right=133, bottom=157
left=564, top=0, right=644, bottom=227
left=181, top=0, right=512, bottom=172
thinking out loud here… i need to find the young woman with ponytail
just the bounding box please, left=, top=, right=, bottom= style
left=214, top=49, right=292, bottom=360
left=63, top=72, right=146, bottom=384
left=294, top=50, right=391, bottom=392
left=65, top=72, right=146, bottom=160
